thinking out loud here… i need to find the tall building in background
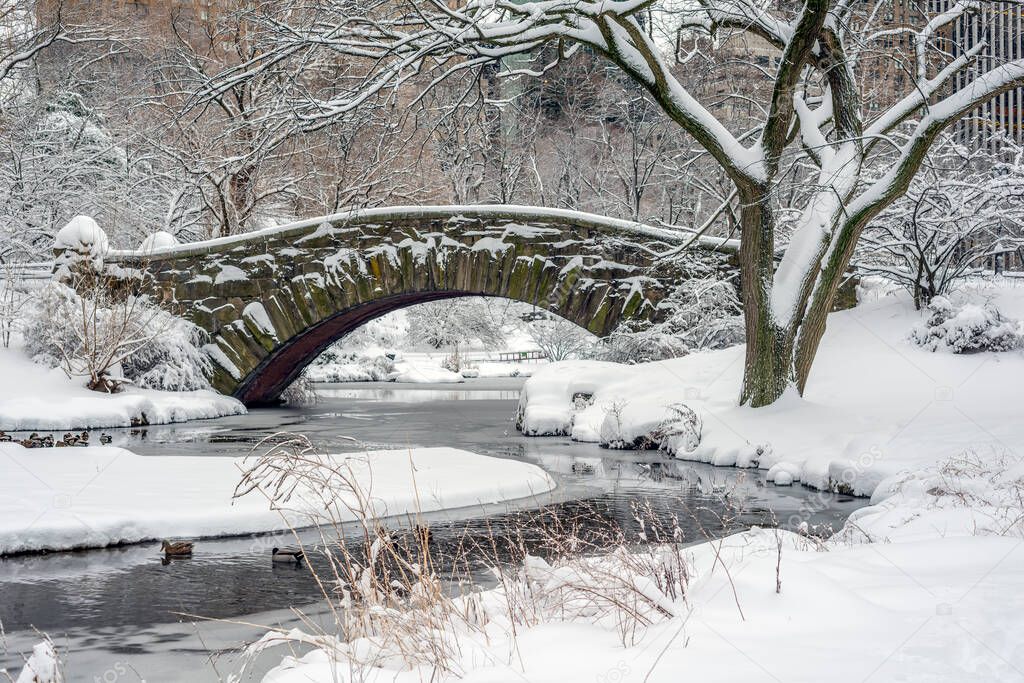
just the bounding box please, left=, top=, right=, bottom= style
left=949, top=1, right=1024, bottom=147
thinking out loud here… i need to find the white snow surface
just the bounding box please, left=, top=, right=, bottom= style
left=0, top=445, right=555, bottom=554
left=256, top=281, right=1024, bottom=683
left=519, top=283, right=1024, bottom=496
left=0, top=344, right=244, bottom=430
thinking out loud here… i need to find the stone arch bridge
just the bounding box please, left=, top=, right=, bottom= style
left=100, top=206, right=736, bottom=405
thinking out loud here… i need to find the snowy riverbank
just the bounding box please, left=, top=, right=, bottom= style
left=0, top=344, right=245, bottom=431
left=518, top=281, right=1024, bottom=499
left=261, top=534, right=1023, bottom=682
left=254, top=444, right=1024, bottom=683
left=0, top=445, right=555, bottom=554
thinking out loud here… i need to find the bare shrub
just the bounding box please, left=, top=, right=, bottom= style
left=231, top=434, right=705, bottom=678
left=280, top=372, right=318, bottom=406
left=22, top=278, right=171, bottom=392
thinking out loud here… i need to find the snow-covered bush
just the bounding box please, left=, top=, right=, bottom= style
left=22, top=281, right=175, bottom=391
left=280, top=371, right=318, bottom=405
left=658, top=403, right=702, bottom=454
left=598, top=399, right=631, bottom=448
left=441, top=348, right=461, bottom=372
left=596, top=276, right=743, bottom=363
left=308, top=348, right=395, bottom=382
left=909, top=296, right=1022, bottom=353
left=119, top=313, right=212, bottom=391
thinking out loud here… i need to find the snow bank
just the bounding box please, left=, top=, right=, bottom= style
left=0, top=445, right=555, bottom=554
left=839, top=450, right=1024, bottom=543
left=518, top=285, right=1024, bottom=497
left=258, top=527, right=1024, bottom=683
left=0, top=344, right=243, bottom=430
left=255, top=283, right=1024, bottom=683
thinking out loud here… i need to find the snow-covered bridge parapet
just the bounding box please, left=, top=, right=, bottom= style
left=104, top=206, right=736, bottom=405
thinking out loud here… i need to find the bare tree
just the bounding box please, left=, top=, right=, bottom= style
left=528, top=316, right=594, bottom=361
left=196, top=0, right=1024, bottom=407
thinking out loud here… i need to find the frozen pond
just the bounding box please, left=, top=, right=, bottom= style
left=0, top=378, right=866, bottom=681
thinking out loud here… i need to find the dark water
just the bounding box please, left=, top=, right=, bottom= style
left=0, top=378, right=866, bottom=681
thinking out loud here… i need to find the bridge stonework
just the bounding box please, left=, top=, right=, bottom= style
left=104, top=207, right=722, bottom=405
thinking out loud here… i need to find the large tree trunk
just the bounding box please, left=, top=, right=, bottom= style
left=737, top=192, right=799, bottom=407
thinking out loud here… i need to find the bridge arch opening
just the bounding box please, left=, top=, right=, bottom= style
left=238, top=292, right=596, bottom=406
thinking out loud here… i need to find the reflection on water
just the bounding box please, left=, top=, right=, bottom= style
left=0, top=378, right=866, bottom=681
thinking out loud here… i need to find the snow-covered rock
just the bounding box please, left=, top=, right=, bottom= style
left=767, top=461, right=801, bottom=485
left=773, top=471, right=794, bottom=486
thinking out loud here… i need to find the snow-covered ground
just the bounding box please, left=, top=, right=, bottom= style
left=519, top=281, right=1024, bottom=498
left=0, top=444, right=555, bottom=554
left=259, top=529, right=1023, bottom=683
left=0, top=343, right=244, bottom=431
